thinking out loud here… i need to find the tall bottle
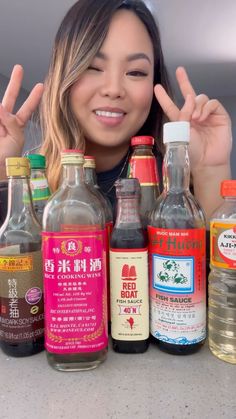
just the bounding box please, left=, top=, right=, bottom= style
left=208, top=180, right=236, bottom=364
left=148, top=122, right=206, bottom=355
left=0, top=157, right=44, bottom=357
left=110, top=178, right=149, bottom=353
left=128, top=136, right=160, bottom=228
left=42, top=150, right=108, bottom=371
left=27, top=154, right=51, bottom=224
left=84, top=156, right=113, bottom=325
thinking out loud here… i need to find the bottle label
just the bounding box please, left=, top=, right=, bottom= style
left=30, top=178, right=51, bottom=201
left=128, top=156, right=159, bottom=185
left=210, top=221, right=236, bottom=269
left=148, top=227, right=206, bottom=345
left=0, top=251, right=44, bottom=343
left=42, top=230, right=108, bottom=354
left=110, top=248, right=149, bottom=341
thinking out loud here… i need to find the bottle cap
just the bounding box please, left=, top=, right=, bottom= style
left=221, top=180, right=236, bottom=197
left=61, top=149, right=84, bottom=165
left=27, top=154, right=46, bottom=169
left=163, top=121, right=190, bottom=144
left=6, top=157, right=30, bottom=177
left=115, top=178, right=140, bottom=197
left=131, top=136, right=154, bottom=146
left=84, top=156, right=96, bottom=169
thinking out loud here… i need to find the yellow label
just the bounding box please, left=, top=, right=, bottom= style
left=110, top=248, right=149, bottom=341
left=210, top=220, right=236, bottom=269
left=0, top=255, right=33, bottom=272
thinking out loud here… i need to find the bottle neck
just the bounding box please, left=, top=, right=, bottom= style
left=84, top=167, right=98, bottom=187
left=7, top=176, right=35, bottom=218
left=163, top=142, right=190, bottom=192
left=115, top=195, right=141, bottom=227
left=62, top=164, right=85, bottom=186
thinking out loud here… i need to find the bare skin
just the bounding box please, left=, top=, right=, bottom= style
left=0, top=64, right=232, bottom=221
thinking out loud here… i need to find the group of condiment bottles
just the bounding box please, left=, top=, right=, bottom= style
left=0, top=121, right=235, bottom=370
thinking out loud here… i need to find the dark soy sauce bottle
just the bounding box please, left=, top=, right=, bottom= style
left=110, top=178, right=149, bottom=353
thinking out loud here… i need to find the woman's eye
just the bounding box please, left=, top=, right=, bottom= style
left=127, top=70, right=148, bottom=77
left=88, top=66, right=102, bottom=72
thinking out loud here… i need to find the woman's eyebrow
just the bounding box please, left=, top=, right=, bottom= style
left=95, top=51, right=152, bottom=64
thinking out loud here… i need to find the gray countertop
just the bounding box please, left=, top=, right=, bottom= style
left=0, top=341, right=235, bottom=419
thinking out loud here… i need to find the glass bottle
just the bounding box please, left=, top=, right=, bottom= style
left=208, top=180, right=236, bottom=364
left=42, top=150, right=108, bottom=371
left=0, top=157, right=44, bottom=357
left=148, top=121, right=206, bottom=355
left=84, top=155, right=113, bottom=326
left=27, top=154, right=51, bottom=224
left=110, top=178, right=149, bottom=353
left=128, top=136, right=160, bottom=228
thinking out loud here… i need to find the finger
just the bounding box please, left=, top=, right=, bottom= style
left=154, top=84, right=179, bottom=120
left=179, top=94, right=195, bottom=121
left=17, top=83, right=44, bottom=125
left=0, top=104, right=9, bottom=136
left=198, top=99, right=230, bottom=122
left=192, top=94, right=209, bottom=119
left=176, top=66, right=196, bottom=99
left=2, top=64, right=24, bottom=112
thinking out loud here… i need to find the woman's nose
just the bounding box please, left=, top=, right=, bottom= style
left=99, top=72, right=125, bottom=99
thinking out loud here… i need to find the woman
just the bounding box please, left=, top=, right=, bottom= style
left=0, top=0, right=232, bottom=220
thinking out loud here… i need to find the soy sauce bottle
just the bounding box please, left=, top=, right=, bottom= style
left=110, top=178, right=149, bottom=353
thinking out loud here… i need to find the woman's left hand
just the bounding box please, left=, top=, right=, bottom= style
left=154, top=66, right=232, bottom=171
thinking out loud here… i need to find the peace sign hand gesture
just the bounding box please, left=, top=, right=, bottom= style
left=154, top=66, right=232, bottom=171
left=0, top=65, right=44, bottom=178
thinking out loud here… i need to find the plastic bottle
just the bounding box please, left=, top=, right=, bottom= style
left=27, top=154, right=51, bottom=223
left=42, top=150, right=108, bottom=371
left=0, top=157, right=44, bottom=357
left=208, top=180, right=236, bottom=364
left=110, top=178, right=149, bottom=353
left=148, top=121, right=206, bottom=355
left=128, top=136, right=160, bottom=228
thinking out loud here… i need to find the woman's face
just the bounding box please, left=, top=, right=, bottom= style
left=70, top=9, right=154, bottom=151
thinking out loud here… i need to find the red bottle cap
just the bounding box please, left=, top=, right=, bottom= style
left=131, top=136, right=154, bottom=146
left=221, top=180, right=236, bottom=197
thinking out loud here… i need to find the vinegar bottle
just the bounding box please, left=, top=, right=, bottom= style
left=148, top=121, right=206, bottom=355
left=42, top=150, right=108, bottom=371
left=208, top=180, right=236, bottom=363
left=110, top=178, right=149, bottom=353
left=0, top=157, right=44, bottom=357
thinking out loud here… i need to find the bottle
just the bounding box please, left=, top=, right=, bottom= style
left=84, top=156, right=113, bottom=326
left=128, top=136, right=160, bottom=228
left=27, top=154, right=51, bottom=223
left=0, top=157, right=44, bottom=357
left=110, top=178, right=149, bottom=353
left=42, top=150, right=108, bottom=371
left=148, top=121, right=206, bottom=355
left=208, top=180, right=236, bottom=364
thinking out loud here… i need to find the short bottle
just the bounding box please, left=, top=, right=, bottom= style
left=27, top=154, right=51, bottom=223
left=128, top=136, right=160, bottom=228
left=148, top=121, right=206, bottom=355
left=0, top=157, right=44, bottom=357
left=208, top=180, right=236, bottom=364
left=42, top=150, right=108, bottom=371
left=110, top=178, right=149, bottom=353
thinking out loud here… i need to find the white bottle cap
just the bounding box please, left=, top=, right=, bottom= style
left=163, top=121, right=190, bottom=144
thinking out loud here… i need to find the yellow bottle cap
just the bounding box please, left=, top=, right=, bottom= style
left=61, top=149, right=84, bottom=165
left=6, top=157, right=30, bottom=177
left=84, top=156, right=96, bottom=169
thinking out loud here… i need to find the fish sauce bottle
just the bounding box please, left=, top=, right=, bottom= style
left=148, top=122, right=206, bottom=355
left=0, top=157, right=44, bottom=357
left=84, top=156, right=113, bottom=325
left=208, top=180, right=236, bottom=363
left=42, top=150, right=108, bottom=371
left=110, top=178, right=149, bottom=353
left=128, top=136, right=160, bottom=228
left=27, top=154, right=51, bottom=224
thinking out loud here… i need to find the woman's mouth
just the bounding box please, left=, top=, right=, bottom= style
left=93, top=108, right=126, bottom=127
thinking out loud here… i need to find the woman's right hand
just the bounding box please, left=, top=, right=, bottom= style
left=0, top=65, right=44, bottom=179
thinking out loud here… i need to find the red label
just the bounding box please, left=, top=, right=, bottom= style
left=42, top=230, right=108, bottom=354
left=128, top=156, right=159, bottom=185
left=148, top=227, right=206, bottom=345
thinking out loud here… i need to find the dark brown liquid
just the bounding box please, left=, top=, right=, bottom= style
left=110, top=226, right=149, bottom=353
